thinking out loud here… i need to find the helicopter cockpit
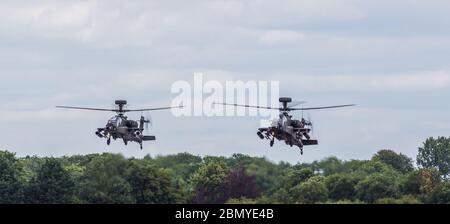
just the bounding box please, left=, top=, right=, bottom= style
left=107, top=116, right=123, bottom=127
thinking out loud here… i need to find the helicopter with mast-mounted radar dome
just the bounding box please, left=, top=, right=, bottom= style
left=56, top=100, right=183, bottom=149
left=215, top=97, right=355, bottom=155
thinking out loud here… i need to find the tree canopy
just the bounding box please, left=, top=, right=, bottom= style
left=417, top=137, right=450, bottom=178
left=0, top=151, right=23, bottom=203
left=25, top=158, right=75, bottom=203
left=0, top=136, right=449, bottom=204
left=372, top=149, right=414, bottom=173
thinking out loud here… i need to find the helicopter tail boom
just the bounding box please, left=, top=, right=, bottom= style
left=142, top=135, right=156, bottom=141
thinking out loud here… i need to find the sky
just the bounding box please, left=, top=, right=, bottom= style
left=1, top=0, right=450, bottom=164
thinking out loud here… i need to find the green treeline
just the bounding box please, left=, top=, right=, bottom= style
left=1, top=136, right=450, bottom=204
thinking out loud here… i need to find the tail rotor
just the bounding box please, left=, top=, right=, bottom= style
left=307, top=113, right=314, bottom=136
left=145, top=112, right=152, bottom=133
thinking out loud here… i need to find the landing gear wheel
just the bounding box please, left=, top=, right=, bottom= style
left=300, top=149, right=304, bottom=155
left=107, top=138, right=111, bottom=145
left=140, top=143, right=143, bottom=150
left=270, top=139, right=274, bottom=147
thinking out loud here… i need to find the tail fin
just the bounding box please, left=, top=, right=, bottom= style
left=302, top=139, right=318, bottom=145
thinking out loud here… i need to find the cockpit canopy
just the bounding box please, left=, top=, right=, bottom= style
left=107, top=116, right=123, bottom=126
left=107, top=116, right=138, bottom=128
left=123, top=120, right=139, bottom=128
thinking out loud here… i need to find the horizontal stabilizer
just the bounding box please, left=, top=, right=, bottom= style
left=302, top=139, right=318, bottom=145
left=142, top=136, right=156, bottom=141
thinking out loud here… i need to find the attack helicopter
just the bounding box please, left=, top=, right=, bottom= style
left=56, top=100, right=182, bottom=149
left=215, top=97, right=355, bottom=155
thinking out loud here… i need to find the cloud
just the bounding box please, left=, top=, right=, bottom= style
left=0, top=1, right=96, bottom=41
left=276, top=70, right=450, bottom=91
left=259, top=30, right=305, bottom=46
left=0, top=0, right=364, bottom=47
left=1, top=0, right=450, bottom=163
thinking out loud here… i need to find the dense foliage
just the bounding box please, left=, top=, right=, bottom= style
left=1, top=136, right=450, bottom=204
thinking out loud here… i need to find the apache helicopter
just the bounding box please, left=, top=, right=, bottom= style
left=216, top=97, right=355, bottom=155
left=56, top=100, right=182, bottom=149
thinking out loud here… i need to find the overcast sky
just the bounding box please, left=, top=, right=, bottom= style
left=1, top=0, right=450, bottom=164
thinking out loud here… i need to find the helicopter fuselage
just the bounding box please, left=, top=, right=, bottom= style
left=216, top=97, right=354, bottom=155
left=56, top=100, right=182, bottom=150
left=257, top=112, right=318, bottom=154
left=95, top=114, right=155, bottom=149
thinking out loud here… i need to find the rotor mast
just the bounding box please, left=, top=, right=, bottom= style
left=279, top=97, right=292, bottom=114
left=115, top=100, right=128, bottom=116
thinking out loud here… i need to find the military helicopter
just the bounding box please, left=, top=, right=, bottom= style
left=56, top=100, right=182, bottom=149
left=215, top=97, right=355, bottom=155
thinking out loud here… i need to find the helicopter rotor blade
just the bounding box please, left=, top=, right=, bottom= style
left=213, top=102, right=280, bottom=110
left=289, top=104, right=356, bottom=111
left=55, top=106, right=116, bottom=112
left=308, top=113, right=314, bottom=136
left=125, top=105, right=184, bottom=112
left=146, top=111, right=152, bottom=129
left=144, top=120, right=149, bottom=132
left=288, top=100, right=308, bottom=108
